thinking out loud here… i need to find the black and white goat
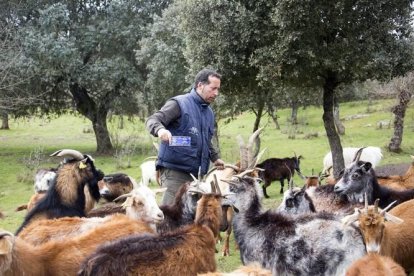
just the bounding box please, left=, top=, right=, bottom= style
left=224, top=176, right=366, bottom=275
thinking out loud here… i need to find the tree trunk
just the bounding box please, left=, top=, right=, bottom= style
left=388, top=89, right=412, bottom=152
left=290, top=101, right=298, bottom=125
left=1, top=111, right=10, bottom=129
left=322, top=73, right=344, bottom=179
left=93, top=108, right=113, bottom=154
left=70, top=82, right=114, bottom=154
left=253, top=98, right=265, bottom=132
left=267, top=103, right=280, bottom=129
left=333, top=96, right=345, bottom=135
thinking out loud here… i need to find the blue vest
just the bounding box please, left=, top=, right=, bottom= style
left=157, top=89, right=215, bottom=176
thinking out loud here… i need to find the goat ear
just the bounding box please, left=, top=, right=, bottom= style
left=362, top=162, right=372, bottom=172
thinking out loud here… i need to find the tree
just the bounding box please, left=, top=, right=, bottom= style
left=256, top=0, right=414, bottom=177
left=5, top=1, right=170, bottom=153
left=388, top=72, right=414, bottom=152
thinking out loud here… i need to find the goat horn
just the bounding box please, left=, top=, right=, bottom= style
left=213, top=174, right=222, bottom=195
left=237, top=135, right=248, bottom=171
left=0, top=231, right=13, bottom=239
left=352, top=147, right=365, bottom=163
left=50, top=149, right=84, bottom=161
left=190, top=173, right=198, bottom=182
left=374, top=198, right=380, bottom=213
left=236, top=169, right=255, bottom=178
left=380, top=200, right=398, bottom=215
left=198, top=167, right=202, bottom=182
left=247, top=128, right=263, bottom=168
left=113, top=193, right=132, bottom=202
left=364, top=193, right=368, bottom=211
left=210, top=181, right=216, bottom=194
left=251, top=148, right=267, bottom=169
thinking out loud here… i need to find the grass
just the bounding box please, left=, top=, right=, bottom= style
left=0, top=98, right=413, bottom=272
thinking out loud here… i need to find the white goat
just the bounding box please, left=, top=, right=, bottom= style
left=322, top=146, right=383, bottom=175
left=140, top=160, right=158, bottom=186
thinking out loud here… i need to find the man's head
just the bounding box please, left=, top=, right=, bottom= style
left=194, top=69, right=221, bottom=104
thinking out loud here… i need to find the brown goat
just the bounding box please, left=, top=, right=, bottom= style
left=346, top=253, right=406, bottom=276
left=78, top=192, right=223, bottom=276
left=377, top=156, right=414, bottom=191
left=0, top=215, right=153, bottom=276
left=15, top=149, right=103, bottom=235
left=343, top=198, right=414, bottom=272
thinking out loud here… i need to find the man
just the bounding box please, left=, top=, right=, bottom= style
left=146, top=68, right=225, bottom=205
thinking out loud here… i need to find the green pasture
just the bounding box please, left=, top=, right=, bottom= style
left=0, top=98, right=414, bottom=272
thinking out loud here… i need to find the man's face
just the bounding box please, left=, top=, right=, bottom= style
left=197, top=76, right=220, bottom=104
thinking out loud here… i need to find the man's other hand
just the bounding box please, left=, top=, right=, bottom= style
left=214, top=159, right=225, bottom=170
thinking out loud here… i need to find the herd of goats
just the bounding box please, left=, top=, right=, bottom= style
left=1, top=128, right=414, bottom=275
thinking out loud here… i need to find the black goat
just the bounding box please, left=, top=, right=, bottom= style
left=15, top=149, right=103, bottom=235
left=256, top=155, right=302, bottom=197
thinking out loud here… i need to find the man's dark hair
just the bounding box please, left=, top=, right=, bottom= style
left=194, top=69, right=221, bottom=87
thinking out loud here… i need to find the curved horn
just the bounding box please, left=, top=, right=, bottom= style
left=50, top=149, right=84, bottom=161
left=364, top=193, right=368, bottom=211
left=247, top=128, right=263, bottom=168
left=352, top=147, right=365, bottom=163
left=236, top=169, right=256, bottom=178
left=113, top=193, right=132, bottom=202
left=237, top=135, right=248, bottom=171
left=210, top=181, right=216, bottom=194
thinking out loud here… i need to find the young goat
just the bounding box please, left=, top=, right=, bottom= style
left=15, top=149, right=104, bottom=235
left=0, top=216, right=154, bottom=276
left=225, top=176, right=366, bottom=275
left=256, top=154, right=303, bottom=197
left=343, top=198, right=414, bottom=272
left=78, top=182, right=224, bottom=276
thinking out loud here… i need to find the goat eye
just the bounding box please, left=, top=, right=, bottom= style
left=286, top=199, right=294, bottom=208
left=351, top=173, right=359, bottom=180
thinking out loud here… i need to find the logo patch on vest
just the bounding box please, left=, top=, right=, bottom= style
left=189, top=127, right=199, bottom=136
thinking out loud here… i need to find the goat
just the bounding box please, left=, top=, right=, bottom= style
left=140, top=159, right=159, bottom=186
left=15, top=149, right=103, bottom=235
left=346, top=253, right=406, bottom=276
left=224, top=176, right=366, bottom=275
left=322, top=146, right=383, bottom=176
left=34, top=168, right=57, bottom=192
left=0, top=216, right=154, bottom=276
left=98, top=173, right=136, bottom=202
left=277, top=181, right=316, bottom=215
left=19, top=180, right=165, bottom=245
left=377, top=156, right=414, bottom=191
left=256, top=154, right=303, bottom=197
left=204, top=128, right=264, bottom=256
left=343, top=198, right=414, bottom=272
left=334, top=160, right=414, bottom=209
left=78, top=182, right=224, bottom=276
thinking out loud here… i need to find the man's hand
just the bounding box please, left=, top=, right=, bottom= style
left=214, top=159, right=225, bottom=170
left=157, top=129, right=172, bottom=144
